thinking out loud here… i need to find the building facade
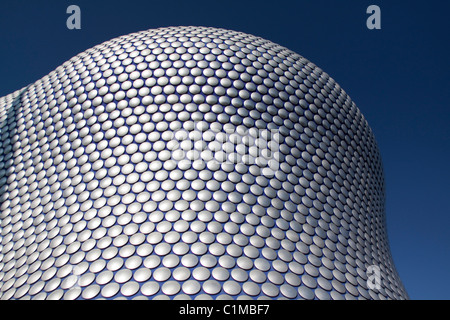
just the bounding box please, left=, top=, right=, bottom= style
left=0, top=26, right=408, bottom=300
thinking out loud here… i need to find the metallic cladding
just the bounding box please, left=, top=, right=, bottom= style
left=0, top=26, right=408, bottom=300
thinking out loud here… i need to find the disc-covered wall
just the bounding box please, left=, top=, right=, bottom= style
left=0, top=26, right=408, bottom=300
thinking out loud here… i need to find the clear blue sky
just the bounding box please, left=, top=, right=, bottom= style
left=0, top=0, right=448, bottom=300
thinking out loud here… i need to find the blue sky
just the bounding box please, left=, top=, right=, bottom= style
left=0, top=0, right=448, bottom=299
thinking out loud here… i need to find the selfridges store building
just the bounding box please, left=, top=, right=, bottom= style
left=0, top=26, right=408, bottom=300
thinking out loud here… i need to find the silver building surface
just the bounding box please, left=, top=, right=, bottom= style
left=0, top=26, right=408, bottom=300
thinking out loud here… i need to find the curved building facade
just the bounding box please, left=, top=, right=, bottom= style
left=0, top=26, right=407, bottom=300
